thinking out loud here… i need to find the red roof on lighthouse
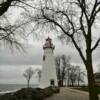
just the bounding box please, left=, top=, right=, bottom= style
left=43, top=37, right=55, bottom=49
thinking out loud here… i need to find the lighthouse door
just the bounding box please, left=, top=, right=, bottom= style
left=50, top=79, right=55, bottom=86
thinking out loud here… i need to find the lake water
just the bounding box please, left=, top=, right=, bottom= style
left=0, top=84, right=38, bottom=93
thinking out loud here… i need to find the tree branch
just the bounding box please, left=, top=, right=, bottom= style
left=90, top=0, right=98, bottom=20
left=80, top=9, right=87, bottom=38
left=41, top=10, right=71, bottom=37
left=89, top=0, right=100, bottom=26
left=91, top=38, right=100, bottom=52
left=18, top=0, right=40, bottom=10
left=71, top=37, right=86, bottom=65
left=77, top=0, right=89, bottom=23
left=56, top=10, right=75, bottom=35
left=0, top=0, right=21, bottom=16
left=41, top=10, right=86, bottom=65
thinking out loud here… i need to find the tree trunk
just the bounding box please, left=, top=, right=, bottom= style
left=27, top=80, right=29, bottom=88
left=72, top=80, right=74, bottom=87
left=65, top=79, right=67, bottom=86
left=86, top=50, right=98, bottom=100
left=78, top=80, right=80, bottom=87
left=61, top=79, right=63, bottom=87
left=67, top=70, right=70, bottom=87
left=67, top=79, right=69, bottom=87
left=87, top=66, right=98, bottom=100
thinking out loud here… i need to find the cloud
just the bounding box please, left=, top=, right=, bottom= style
left=0, top=44, right=43, bottom=65
left=0, top=39, right=100, bottom=66
left=0, top=65, right=41, bottom=84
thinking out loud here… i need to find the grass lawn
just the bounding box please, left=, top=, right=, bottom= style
left=72, top=86, right=100, bottom=94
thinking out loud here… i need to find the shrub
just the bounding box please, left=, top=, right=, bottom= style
left=0, top=86, right=60, bottom=100
left=0, top=93, right=18, bottom=100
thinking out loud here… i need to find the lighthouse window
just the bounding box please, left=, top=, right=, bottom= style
left=43, top=55, right=45, bottom=61
left=50, top=79, right=55, bottom=86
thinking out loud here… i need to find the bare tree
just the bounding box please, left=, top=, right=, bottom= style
left=0, top=0, right=34, bottom=49
left=68, top=65, right=77, bottom=87
left=37, top=69, right=42, bottom=82
left=0, top=0, right=27, bottom=50
left=55, top=55, right=61, bottom=86
left=23, top=67, right=34, bottom=88
left=75, top=65, right=86, bottom=87
left=64, top=65, right=86, bottom=87
left=0, top=0, right=29, bottom=16
left=55, top=54, right=71, bottom=87
left=61, top=55, right=71, bottom=86
left=28, top=0, right=100, bottom=99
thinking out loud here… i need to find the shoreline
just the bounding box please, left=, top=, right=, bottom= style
left=0, top=89, right=18, bottom=95
left=0, top=84, right=39, bottom=95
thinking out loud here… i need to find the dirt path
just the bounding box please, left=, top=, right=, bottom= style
left=45, top=87, right=89, bottom=100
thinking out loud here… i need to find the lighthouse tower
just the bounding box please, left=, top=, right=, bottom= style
left=39, top=37, right=58, bottom=88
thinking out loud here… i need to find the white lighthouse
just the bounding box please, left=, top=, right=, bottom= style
left=39, top=37, right=58, bottom=88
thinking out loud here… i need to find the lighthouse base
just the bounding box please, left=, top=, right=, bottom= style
left=39, top=79, right=58, bottom=88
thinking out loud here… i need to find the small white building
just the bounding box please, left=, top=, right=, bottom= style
left=94, top=73, right=100, bottom=86
left=39, top=37, right=58, bottom=88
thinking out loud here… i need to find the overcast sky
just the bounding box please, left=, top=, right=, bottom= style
left=0, top=37, right=100, bottom=84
